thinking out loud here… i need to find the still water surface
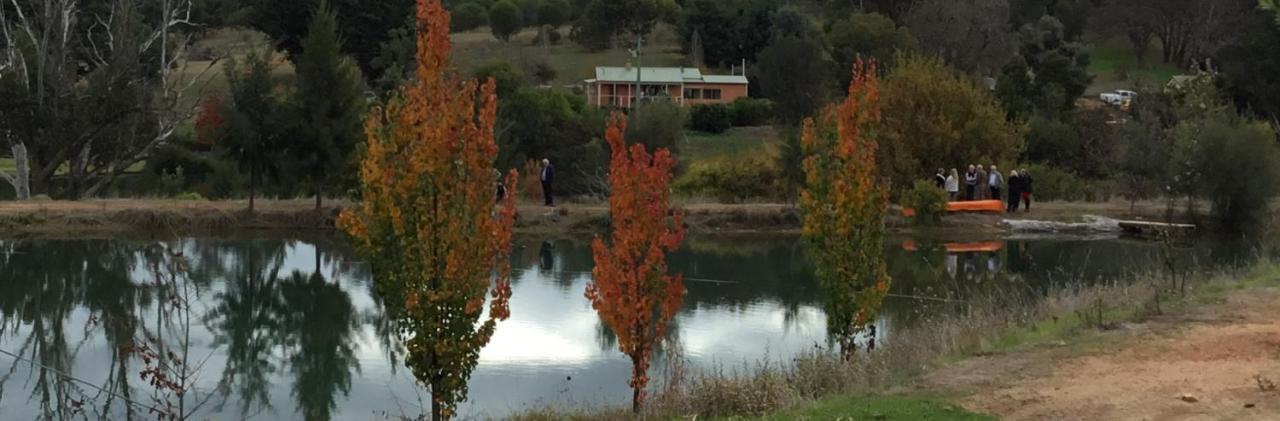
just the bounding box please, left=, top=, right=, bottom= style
left=0, top=234, right=1248, bottom=419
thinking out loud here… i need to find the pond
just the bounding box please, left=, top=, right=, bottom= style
left=0, top=233, right=1253, bottom=419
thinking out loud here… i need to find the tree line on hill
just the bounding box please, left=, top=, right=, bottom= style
left=2, top=0, right=1279, bottom=231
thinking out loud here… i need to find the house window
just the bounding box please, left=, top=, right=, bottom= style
left=684, top=88, right=702, bottom=99
left=704, top=89, right=722, bottom=100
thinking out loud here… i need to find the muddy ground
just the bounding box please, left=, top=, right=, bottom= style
left=919, top=287, right=1280, bottom=420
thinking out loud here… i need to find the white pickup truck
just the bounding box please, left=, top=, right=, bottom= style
left=1100, top=90, right=1138, bottom=106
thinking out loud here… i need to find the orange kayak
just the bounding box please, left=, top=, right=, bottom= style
left=947, top=200, right=1005, bottom=213
left=902, top=200, right=1005, bottom=217
left=902, top=240, right=1004, bottom=253
left=944, top=242, right=1004, bottom=253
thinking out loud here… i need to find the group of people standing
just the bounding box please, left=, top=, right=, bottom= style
left=935, top=165, right=1033, bottom=212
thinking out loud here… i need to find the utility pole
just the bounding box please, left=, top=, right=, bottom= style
left=632, top=35, right=643, bottom=108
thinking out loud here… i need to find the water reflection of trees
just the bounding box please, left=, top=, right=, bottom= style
left=0, top=239, right=368, bottom=421
left=525, top=235, right=1235, bottom=335
left=522, top=237, right=817, bottom=314
left=0, top=239, right=226, bottom=419
left=278, top=270, right=360, bottom=421
left=199, top=239, right=363, bottom=421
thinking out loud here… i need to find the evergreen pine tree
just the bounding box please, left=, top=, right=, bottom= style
left=293, top=0, right=368, bottom=210
left=223, top=47, right=286, bottom=213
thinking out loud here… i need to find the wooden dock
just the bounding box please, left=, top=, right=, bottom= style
left=1117, top=220, right=1196, bottom=236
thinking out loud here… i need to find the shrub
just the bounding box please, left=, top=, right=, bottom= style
left=537, top=0, right=569, bottom=27
left=451, top=3, right=489, bottom=32
left=729, top=97, right=774, bottom=126
left=901, top=180, right=947, bottom=225
left=489, top=0, right=523, bottom=42
left=1170, top=113, right=1280, bottom=232
left=529, top=60, right=557, bottom=84
left=690, top=103, right=732, bottom=134
left=1023, top=164, right=1090, bottom=202
left=173, top=191, right=207, bottom=201
left=472, top=60, right=525, bottom=98
left=684, top=365, right=797, bottom=417
left=674, top=157, right=780, bottom=202
left=626, top=101, right=687, bottom=153
left=878, top=54, right=1026, bottom=193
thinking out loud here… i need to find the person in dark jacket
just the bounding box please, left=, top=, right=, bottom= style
left=494, top=169, right=507, bottom=203
left=975, top=165, right=988, bottom=200
left=964, top=165, right=977, bottom=200
left=1006, top=170, right=1022, bottom=212
left=1020, top=168, right=1033, bottom=212
left=540, top=158, right=555, bottom=207
left=934, top=168, right=946, bottom=189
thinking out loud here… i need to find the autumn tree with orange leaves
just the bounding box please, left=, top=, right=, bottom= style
left=336, top=1, right=518, bottom=419
left=800, top=58, right=892, bottom=361
left=587, top=112, right=687, bottom=414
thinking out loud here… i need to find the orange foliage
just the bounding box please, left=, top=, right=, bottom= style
left=800, top=58, right=891, bottom=359
left=336, top=0, right=517, bottom=419
left=586, top=112, right=686, bottom=413
left=521, top=159, right=544, bottom=201
left=194, top=93, right=225, bottom=146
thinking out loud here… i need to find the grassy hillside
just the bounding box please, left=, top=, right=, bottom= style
left=181, top=24, right=689, bottom=101
left=1084, top=36, right=1183, bottom=95
left=682, top=126, right=782, bottom=164
left=178, top=28, right=295, bottom=108
left=449, top=24, right=687, bottom=86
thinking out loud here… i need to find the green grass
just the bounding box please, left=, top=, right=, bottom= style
left=1085, top=36, right=1182, bottom=95
left=964, top=260, right=1280, bottom=360
left=450, top=24, right=687, bottom=86
left=755, top=395, right=996, bottom=421
left=681, top=126, right=781, bottom=163
left=1193, top=260, right=1280, bottom=302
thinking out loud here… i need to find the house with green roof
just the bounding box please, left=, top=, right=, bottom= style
left=584, top=64, right=749, bottom=108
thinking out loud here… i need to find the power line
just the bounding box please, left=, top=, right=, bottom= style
left=0, top=347, right=164, bottom=416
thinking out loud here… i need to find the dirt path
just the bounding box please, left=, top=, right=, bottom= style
left=922, top=288, right=1280, bottom=420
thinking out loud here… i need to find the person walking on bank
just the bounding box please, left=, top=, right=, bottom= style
left=975, top=165, right=988, bottom=200
left=965, top=165, right=977, bottom=200
left=989, top=165, right=1004, bottom=202
left=946, top=168, right=960, bottom=201
left=495, top=170, right=507, bottom=203
left=1006, top=170, right=1021, bottom=212
left=540, top=158, right=555, bottom=207
left=1020, top=168, right=1033, bottom=212
left=934, top=168, right=947, bottom=189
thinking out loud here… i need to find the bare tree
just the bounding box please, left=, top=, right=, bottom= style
left=1094, top=0, right=1254, bottom=68
left=1093, top=0, right=1159, bottom=65
left=0, top=0, right=219, bottom=199
left=906, top=0, right=1016, bottom=75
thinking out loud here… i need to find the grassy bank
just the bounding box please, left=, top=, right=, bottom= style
left=512, top=258, right=1280, bottom=420
left=0, top=198, right=1202, bottom=237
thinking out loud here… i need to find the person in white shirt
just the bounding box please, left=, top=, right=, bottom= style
left=988, top=165, right=1004, bottom=201
left=945, top=168, right=960, bottom=201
